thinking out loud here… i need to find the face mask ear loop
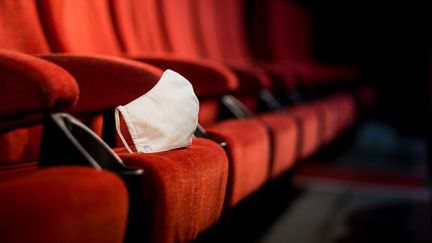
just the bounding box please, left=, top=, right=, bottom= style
left=115, top=108, right=134, bottom=153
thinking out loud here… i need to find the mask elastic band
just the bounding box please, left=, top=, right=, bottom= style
left=115, top=108, right=134, bottom=153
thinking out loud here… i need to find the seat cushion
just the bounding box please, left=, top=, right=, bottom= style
left=116, top=138, right=228, bottom=243
left=311, top=100, right=339, bottom=145
left=258, top=113, right=299, bottom=179
left=333, top=93, right=357, bottom=133
left=207, top=119, right=270, bottom=207
left=286, top=105, right=321, bottom=159
left=0, top=166, right=128, bottom=243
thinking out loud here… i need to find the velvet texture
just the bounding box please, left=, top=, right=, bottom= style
left=335, top=93, right=357, bottom=132
left=111, top=0, right=272, bottom=90
left=0, top=49, right=129, bottom=242
left=254, top=0, right=313, bottom=62
left=39, top=0, right=242, bottom=119
left=207, top=120, right=270, bottom=207
left=38, top=0, right=122, bottom=55
left=111, top=1, right=306, bottom=216
left=258, top=113, right=299, bottom=178
left=286, top=105, right=321, bottom=159
left=108, top=0, right=276, bottom=211
left=36, top=2, right=238, bottom=242
left=0, top=0, right=50, bottom=53
left=124, top=0, right=173, bottom=53
left=121, top=0, right=299, bottom=187
left=38, top=54, right=163, bottom=114
left=192, top=0, right=299, bottom=89
left=194, top=0, right=252, bottom=62
left=157, top=0, right=274, bottom=89
left=117, top=138, right=228, bottom=243
left=0, top=125, right=42, bottom=164
left=0, top=50, right=78, bottom=128
left=130, top=55, right=239, bottom=97
left=0, top=50, right=79, bottom=164
left=312, top=100, right=339, bottom=145
left=0, top=166, right=128, bottom=243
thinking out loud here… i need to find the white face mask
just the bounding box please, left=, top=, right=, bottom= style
left=115, top=69, right=199, bottom=153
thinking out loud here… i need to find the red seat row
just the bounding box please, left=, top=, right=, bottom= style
left=0, top=0, right=375, bottom=242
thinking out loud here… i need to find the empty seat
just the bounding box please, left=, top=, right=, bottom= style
left=111, top=0, right=301, bottom=179
left=0, top=50, right=128, bottom=243
left=38, top=0, right=275, bottom=213
left=0, top=1, right=233, bottom=242
left=1, top=1, right=231, bottom=242
left=192, top=0, right=360, bottom=142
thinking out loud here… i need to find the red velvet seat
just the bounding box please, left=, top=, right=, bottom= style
left=149, top=0, right=326, bottom=163
left=116, top=138, right=228, bottom=242
left=285, top=105, right=321, bottom=159
left=110, top=0, right=301, bottom=178
left=38, top=0, right=275, bottom=214
left=42, top=55, right=231, bottom=243
left=1, top=1, right=231, bottom=242
left=192, top=0, right=361, bottom=148
left=0, top=50, right=128, bottom=243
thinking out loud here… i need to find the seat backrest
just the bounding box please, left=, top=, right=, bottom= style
left=110, top=0, right=172, bottom=54
left=194, top=0, right=252, bottom=63
left=251, top=0, right=313, bottom=62
left=37, top=0, right=122, bottom=54
left=0, top=1, right=78, bottom=166
left=158, top=0, right=206, bottom=57
left=109, top=0, right=241, bottom=127
left=0, top=0, right=50, bottom=53
left=0, top=50, right=78, bottom=167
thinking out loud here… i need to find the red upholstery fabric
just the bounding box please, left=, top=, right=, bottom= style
left=0, top=125, right=42, bottom=165
left=117, top=138, right=228, bottom=243
left=0, top=0, right=50, bottom=53
left=186, top=0, right=299, bottom=90
left=0, top=51, right=78, bottom=164
left=252, top=0, right=313, bottom=62
left=115, top=0, right=273, bottom=91
left=0, top=50, right=78, bottom=126
left=333, top=93, right=357, bottom=133
left=258, top=113, right=298, bottom=178
left=109, top=0, right=145, bottom=55
left=36, top=3, right=237, bottom=242
left=198, top=100, right=221, bottom=127
left=130, top=55, right=239, bottom=97
left=207, top=120, right=270, bottom=207
left=229, top=63, right=272, bottom=92
left=38, top=0, right=122, bottom=55
left=38, top=54, right=163, bottom=114
left=194, top=0, right=251, bottom=62
left=311, top=100, right=339, bottom=145
left=157, top=0, right=205, bottom=57
left=343, top=94, right=357, bottom=130
left=0, top=166, right=128, bottom=243
left=119, top=1, right=298, bottom=189
left=39, top=0, right=242, bottom=108
left=127, top=0, right=173, bottom=53
left=286, top=105, right=321, bottom=159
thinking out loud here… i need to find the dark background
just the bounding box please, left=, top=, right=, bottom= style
left=248, top=0, right=431, bottom=138
left=306, top=0, right=430, bottom=137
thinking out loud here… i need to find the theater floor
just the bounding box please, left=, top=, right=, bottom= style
left=198, top=119, right=431, bottom=243
left=259, top=120, right=430, bottom=243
